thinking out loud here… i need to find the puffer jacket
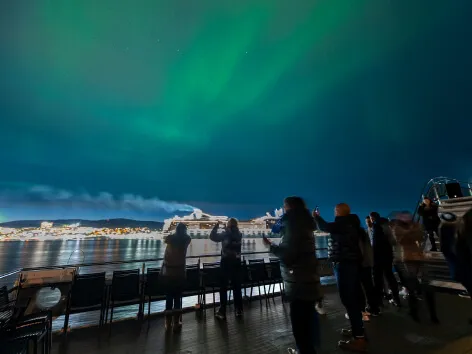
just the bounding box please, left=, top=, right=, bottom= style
left=391, top=220, right=424, bottom=262
left=314, top=214, right=363, bottom=263
left=161, top=231, right=192, bottom=279
left=210, top=225, right=242, bottom=260
left=269, top=209, right=321, bottom=301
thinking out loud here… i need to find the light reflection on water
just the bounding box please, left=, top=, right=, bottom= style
left=0, top=237, right=329, bottom=286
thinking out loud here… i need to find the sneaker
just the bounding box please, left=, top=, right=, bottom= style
left=287, top=349, right=297, bottom=354
left=399, top=287, right=409, bottom=298
left=459, top=291, right=470, bottom=299
left=338, top=337, right=368, bottom=352
left=215, top=310, right=226, bottom=320
left=235, top=309, right=243, bottom=317
left=341, top=328, right=352, bottom=337
left=315, top=302, right=327, bottom=315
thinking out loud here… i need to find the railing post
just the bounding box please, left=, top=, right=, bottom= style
left=432, top=184, right=440, bottom=202
left=138, top=262, right=145, bottom=319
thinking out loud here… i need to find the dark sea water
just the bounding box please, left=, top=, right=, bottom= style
left=0, top=237, right=329, bottom=287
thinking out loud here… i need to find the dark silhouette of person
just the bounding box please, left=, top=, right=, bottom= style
left=369, top=212, right=401, bottom=307
left=418, top=197, right=440, bottom=252
left=160, top=223, right=191, bottom=331
left=264, top=196, right=321, bottom=354
left=314, top=203, right=367, bottom=352
left=390, top=213, right=439, bottom=323
left=210, top=217, right=243, bottom=319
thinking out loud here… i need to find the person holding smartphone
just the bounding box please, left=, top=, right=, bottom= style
left=263, top=196, right=320, bottom=354
left=210, top=217, right=243, bottom=319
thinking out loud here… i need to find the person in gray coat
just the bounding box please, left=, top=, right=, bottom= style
left=161, top=223, right=191, bottom=331
left=264, top=196, right=321, bottom=354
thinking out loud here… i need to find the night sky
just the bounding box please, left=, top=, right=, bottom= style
left=0, top=1, right=471, bottom=222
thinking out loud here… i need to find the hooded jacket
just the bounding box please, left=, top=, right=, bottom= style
left=269, top=208, right=321, bottom=301
left=314, top=214, right=363, bottom=263
left=210, top=225, right=242, bottom=260
left=161, top=224, right=192, bottom=279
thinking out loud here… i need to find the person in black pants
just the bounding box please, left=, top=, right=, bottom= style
left=390, top=214, right=439, bottom=323
left=264, top=196, right=321, bottom=354
left=210, top=217, right=243, bottom=319
left=160, top=223, right=192, bottom=331
left=315, top=203, right=367, bottom=352
left=358, top=224, right=380, bottom=316
left=418, top=197, right=440, bottom=252
left=369, top=212, right=401, bottom=307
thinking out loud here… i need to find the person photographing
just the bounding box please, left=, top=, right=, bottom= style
left=209, top=217, right=243, bottom=319
left=263, top=196, right=321, bottom=354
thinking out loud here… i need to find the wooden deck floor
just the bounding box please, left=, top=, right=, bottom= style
left=51, top=286, right=472, bottom=354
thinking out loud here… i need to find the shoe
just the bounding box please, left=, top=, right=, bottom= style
left=287, top=349, right=297, bottom=354
left=459, top=291, right=470, bottom=299
left=235, top=309, right=243, bottom=317
left=341, top=328, right=352, bottom=337
left=338, top=337, right=368, bottom=352
left=315, top=302, right=327, bottom=315
left=215, top=310, right=226, bottom=320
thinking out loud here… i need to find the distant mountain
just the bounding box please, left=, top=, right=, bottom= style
left=0, top=218, right=164, bottom=230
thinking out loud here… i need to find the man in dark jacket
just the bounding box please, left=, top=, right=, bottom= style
left=210, top=217, right=243, bottom=319
left=264, top=196, right=321, bottom=354
left=314, top=203, right=367, bottom=352
left=369, top=212, right=401, bottom=307
left=418, top=197, right=440, bottom=251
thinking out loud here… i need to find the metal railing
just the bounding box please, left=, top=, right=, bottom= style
left=0, top=248, right=330, bottom=289
left=412, top=177, right=472, bottom=222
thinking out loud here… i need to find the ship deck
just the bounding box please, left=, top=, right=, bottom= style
left=52, top=286, right=472, bottom=354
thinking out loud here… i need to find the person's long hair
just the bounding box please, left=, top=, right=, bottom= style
left=283, top=196, right=314, bottom=230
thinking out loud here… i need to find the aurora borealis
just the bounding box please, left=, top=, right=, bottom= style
left=0, top=1, right=471, bottom=221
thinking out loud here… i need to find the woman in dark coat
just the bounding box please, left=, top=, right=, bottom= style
left=264, top=196, right=321, bottom=354
left=161, top=223, right=191, bottom=331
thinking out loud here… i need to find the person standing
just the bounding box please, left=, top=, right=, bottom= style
left=264, top=196, right=321, bottom=354
left=370, top=212, right=401, bottom=307
left=210, top=217, right=243, bottom=319
left=358, top=226, right=381, bottom=317
left=160, top=223, right=192, bottom=331
left=314, top=203, right=367, bottom=352
left=418, top=197, right=440, bottom=252
left=390, top=213, right=439, bottom=323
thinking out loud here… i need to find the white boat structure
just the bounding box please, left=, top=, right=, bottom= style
left=163, top=208, right=328, bottom=238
